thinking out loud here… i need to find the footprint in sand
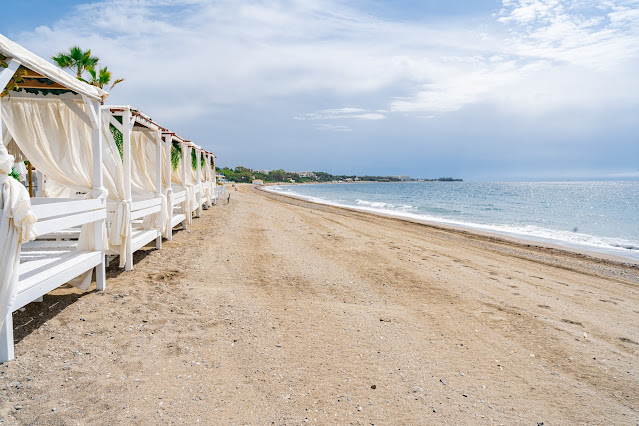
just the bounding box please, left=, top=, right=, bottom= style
left=561, top=318, right=583, bottom=327
left=148, top=270, right=184, bottom=283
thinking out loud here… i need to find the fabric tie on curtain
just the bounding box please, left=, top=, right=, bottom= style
left=163, top=188, right=174, bottom=238
left=0, top=144, right=37, bottom=331
left=184, top=185, right=195, bottom=225
left=157, top=192, right=167, bottom=233
left=109, top=199, right=131, bottom=268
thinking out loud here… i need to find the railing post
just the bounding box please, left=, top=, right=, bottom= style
left=181, top=142, right=188, bottom=229
left=196, top=148, right=202, bottom=218
left=0, top=312, right=14, bottom=363
left=123, top=108, right=133, bottom=271
left=91, top=100, right=105, bottom=290
left=155, top=130, right=162, bottom=250
left=164, top=134, right=173, bottom=240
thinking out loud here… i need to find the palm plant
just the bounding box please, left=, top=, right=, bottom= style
left=85, top=65, right=124, bottom=90
left=51, top=46, right=99, bottom=79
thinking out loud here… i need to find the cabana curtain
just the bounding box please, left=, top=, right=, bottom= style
left=130, top=129, right=167, bottom=233
left=0, top=144, right=37, bottom=331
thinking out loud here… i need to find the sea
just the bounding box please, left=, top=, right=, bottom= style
left=264, top=181, right=639, bottom=263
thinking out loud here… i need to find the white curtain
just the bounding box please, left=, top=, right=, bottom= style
left=0, top=144, right=37, bottom=331
left=2, top=99, right=95, bottom=194
left=130, top=129, right=167, bottom=233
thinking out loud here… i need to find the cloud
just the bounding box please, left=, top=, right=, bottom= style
left=314, top=123, right=352, bottom=132
left=295, top=108, right=386, bottom=121
left=7, top=0, right=638, bottom=167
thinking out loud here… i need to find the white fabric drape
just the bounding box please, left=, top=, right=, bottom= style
left=1, top=99, right=107, bottom=272
left=0, top=144, right=37, bottom=331
left=130, top=129, right=167, bottom=233
left=2, top=99, right=95, bottom=194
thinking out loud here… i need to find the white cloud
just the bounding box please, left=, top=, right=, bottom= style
left=296, top=108, right=386, bottom=121
left=9, top=0, right=639, bottom=125
left=315, top=123, right=352, bottom=132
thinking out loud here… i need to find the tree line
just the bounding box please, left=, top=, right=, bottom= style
left=216, top=166, right=406, bottom=183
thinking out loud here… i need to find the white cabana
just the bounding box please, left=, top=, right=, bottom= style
left=103, top=106, right=166, bottom=271
left=0, top=34, right=107, bottom=361
left=162, top=132, right=190, bottom=236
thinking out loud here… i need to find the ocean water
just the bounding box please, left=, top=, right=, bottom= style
left=264, top=181, right=639, bottom=263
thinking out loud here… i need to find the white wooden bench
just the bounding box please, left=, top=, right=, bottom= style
left=1, top=197, right=106, bottom=361
left=106, top=196, right=163, bottom=271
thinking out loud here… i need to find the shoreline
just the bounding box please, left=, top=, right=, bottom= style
left=258, top=183, right=639, bottom=267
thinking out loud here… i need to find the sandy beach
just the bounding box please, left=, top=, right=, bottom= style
left=1, top=183, right=638, bottom=425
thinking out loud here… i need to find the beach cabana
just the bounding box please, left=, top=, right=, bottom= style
left=0, top=34, right=107, bottom=361
left=103, top=106, right=166, bottom=271
left=162, top=131, right=189, bottom=238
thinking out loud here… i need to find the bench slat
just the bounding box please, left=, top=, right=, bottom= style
left=14, top=250, right=102, bottom=311
left=33, top=209, right=106, bottom=237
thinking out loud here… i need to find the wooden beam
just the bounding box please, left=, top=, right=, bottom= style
left=62, top=100, right=93, bottom=128
left=16, top=79, right=67, bottom=90
left=109, top=115, right=124, bottom=133
left=80, top=95, right=99, bottom=129
left=0, top=59, right=21, bottom=92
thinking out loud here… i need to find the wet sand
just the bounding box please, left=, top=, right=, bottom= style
left=1, top=183, right=638, bottom=424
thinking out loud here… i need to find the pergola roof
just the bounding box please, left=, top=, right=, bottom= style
left=0, top=34, right=108, bottom=101
left=108, top=105, right=167, bottom=133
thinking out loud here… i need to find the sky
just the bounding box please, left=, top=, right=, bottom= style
left=2, top=0, right=638, bottom=180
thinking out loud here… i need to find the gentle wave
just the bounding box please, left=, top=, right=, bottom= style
left=356, top=199, right=416, bottom=211
left=264, top=185, right=639, bottom=262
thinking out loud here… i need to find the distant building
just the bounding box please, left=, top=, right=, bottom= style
left=391, top=175, right=411, bottom=181
left=294, top=171, right=316, bottom=178
left=252, top=179, right=264, bottom=185
left=254, top=169, right=269, bottom=174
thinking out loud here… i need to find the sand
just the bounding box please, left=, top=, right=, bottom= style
left=1, top=183, right=638, bottom=425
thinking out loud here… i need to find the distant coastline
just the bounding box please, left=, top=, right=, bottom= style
left=217, top=165, right=462, bottom=184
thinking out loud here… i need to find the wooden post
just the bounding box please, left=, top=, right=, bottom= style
left=0, top=96, right=4, bottom=146
left=89, top=99, right=106, bottom=291
left=123, top=108, right=133, bottom=271
left=154, top=130, right=162, bottom=250
left=27, top=161, right=33, bottom=197
left=0, top=59, right=20, bottom=94
left=164, top=134, right=173, bottom=241
left=0, top=312, right=14, bottom=362
left=196, top=148, right=202, bottom=218
left=181, top=142, right=187, bottom=230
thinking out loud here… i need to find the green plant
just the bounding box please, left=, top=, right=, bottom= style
left=51, top=46, right=124, bottom=92
left=109, top=124, right=124, bottom=159
left=9, top=167, right=20, bottom=181
left=171, top=142, right=182, bottom=170
left=85, top=65, right=124, bottom=90
left=191, top=149, right=204, bottom=170
left=51, top=46, right=98, bottom=79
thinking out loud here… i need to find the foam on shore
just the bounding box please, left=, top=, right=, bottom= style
left=263, top=185, right=639, bottom=264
